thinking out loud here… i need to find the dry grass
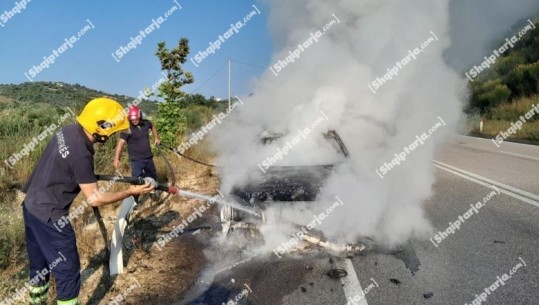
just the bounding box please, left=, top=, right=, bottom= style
left=0, top=190, right=28, bottom=303
left=475, top=120, right=539, bottom=141
left=471, top=94, right=539, bottom=141
left=489, top=95, right=539, bottom=121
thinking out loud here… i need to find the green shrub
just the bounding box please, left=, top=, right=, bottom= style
left=156, top=100, right=187, bottom=147
left=183, top=105, right=214, bottom=131
left=473, top=80, right=511, bottom=113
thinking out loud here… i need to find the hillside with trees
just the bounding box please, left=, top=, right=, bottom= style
left=467, top=19, right=539, bottom=141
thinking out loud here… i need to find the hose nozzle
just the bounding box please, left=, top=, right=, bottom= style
left=143, top=177, right=158, bottom=188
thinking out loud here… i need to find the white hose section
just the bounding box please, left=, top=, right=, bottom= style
left=109, top=196, right=136, bottom=275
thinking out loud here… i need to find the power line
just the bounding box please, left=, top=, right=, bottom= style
left=230, top=59, right=266, bottom=70
left=187, top=60, right=228, bottom=94
left=187, top=59, right=265, bottom=96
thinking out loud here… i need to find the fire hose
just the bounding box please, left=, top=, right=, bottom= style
left=94, top=175, right=368, bottom=274
left=158, top=142, right=218, bottom=168
left=96, top=175, right=178, bottom=194
left=95, top=175, right=259, bottom=215
left=94, top=174, right=259, bottom=274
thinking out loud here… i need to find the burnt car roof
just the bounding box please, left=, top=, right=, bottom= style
left=260, top=130, right=349, bottom=158
left=231, top=165, right=334, bottom=203
left=231, top=130, right=349, bottom=204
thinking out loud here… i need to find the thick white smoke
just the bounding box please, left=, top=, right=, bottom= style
left=446, top=0, right=539, bottom=71
left=211, top=0, right=536, bottom=249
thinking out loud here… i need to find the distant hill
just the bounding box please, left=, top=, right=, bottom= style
left=0, top=81, right=158, bottom=112
left=0, top=82, right=161, bottom=140
left=0, top=82, right=230, bottom=140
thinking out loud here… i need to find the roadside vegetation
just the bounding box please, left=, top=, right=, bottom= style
left=467, top=19, right=539, bottom=142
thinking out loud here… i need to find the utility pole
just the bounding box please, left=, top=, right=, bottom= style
left=228, top=59, right=231, bottom=112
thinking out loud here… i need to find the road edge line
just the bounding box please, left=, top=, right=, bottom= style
left=433, top=161, right=539, bottom=208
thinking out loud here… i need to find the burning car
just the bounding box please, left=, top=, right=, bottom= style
left=219, top=130, right=367, bottom=255
left=220, top=130, right=348, bottom=222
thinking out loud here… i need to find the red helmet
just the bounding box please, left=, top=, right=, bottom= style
left=128, top=106, right=141, bottom=120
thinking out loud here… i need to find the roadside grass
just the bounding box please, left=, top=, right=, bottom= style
left=0, top=191, right=28, bottom=304
left=471, top=94, right=539, bottom=142
left=478, top=120, right=539, bottom=141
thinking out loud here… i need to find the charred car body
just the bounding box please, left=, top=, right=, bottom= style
left=219, top=130, right=367, bottom=254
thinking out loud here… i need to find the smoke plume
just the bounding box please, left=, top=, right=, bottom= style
left=211, top=0, right=537, bottom=249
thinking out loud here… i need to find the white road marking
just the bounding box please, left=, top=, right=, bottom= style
left=500, top=151, right=539, bottom=162
left=336, top=258, right=369, bottom=305
left=433, top=160, right=539, bottom=208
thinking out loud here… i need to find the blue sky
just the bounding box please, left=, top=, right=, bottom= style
left=0, top=0, right=272, bottom=99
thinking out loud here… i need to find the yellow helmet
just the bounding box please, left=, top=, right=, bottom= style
left=76, top=97, right=129, bottom=142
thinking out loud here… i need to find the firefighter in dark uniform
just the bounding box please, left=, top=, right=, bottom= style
left=113, top=106, right=161, bottom=199
left=22, top=98, right=154, bottom=305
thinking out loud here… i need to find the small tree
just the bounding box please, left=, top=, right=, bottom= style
left=154, top=38, right=194, bottom=146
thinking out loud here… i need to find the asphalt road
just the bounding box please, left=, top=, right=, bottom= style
left=178, top=135, right=539, bottom=305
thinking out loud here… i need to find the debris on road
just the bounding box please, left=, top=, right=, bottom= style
left=424, top=292, right=434, bottom=299
left=326, top=269, right=348, bottom=279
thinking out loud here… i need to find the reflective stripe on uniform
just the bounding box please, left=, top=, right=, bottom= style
left=30, top=294, right=48, bottom=305
left=29, top=283, right=49, bottom=305
left=29, top=282, right=49, bottom=295
left=57, top=297, right=78, bottom=305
